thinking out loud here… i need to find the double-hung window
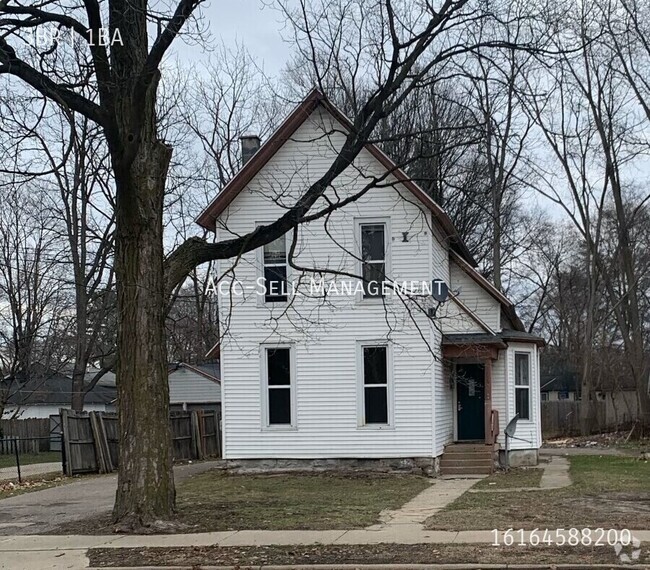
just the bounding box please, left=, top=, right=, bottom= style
left=263, top=347, right=293, bottom=426
left=263, top=235, right=288, bottom=303
left=514, top=352, right=531, bottom=420
left=360, top=223, right=386, bottom=298
left=361, top=345, right=389, bottom=425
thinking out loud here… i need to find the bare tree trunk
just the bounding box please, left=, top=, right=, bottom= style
left=71, top=284, right=88, bottom=412
left=112, top=139, right=175, bottom=528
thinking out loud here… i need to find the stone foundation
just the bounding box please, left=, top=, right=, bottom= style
left=221, top=457, right=440, bottom=477
left=498, top=448, right=539, bottom=467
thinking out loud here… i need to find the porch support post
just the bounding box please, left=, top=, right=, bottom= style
left=484, top=358, right=493, bottom=444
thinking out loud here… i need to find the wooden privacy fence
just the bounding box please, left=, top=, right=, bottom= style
left=541, top=401, right=606, bottom=438
left=0, top=418, right=50, bottom=453
left=61, top=409, right=222, bottom=476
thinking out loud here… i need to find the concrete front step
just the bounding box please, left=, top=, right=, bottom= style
left=440, top=459, right=493, bottom=468
left=441, top=443, right=495, bottom=475
left=443, top=444, right=493, bottom=453
left=441, top=465, right=493, bottom=475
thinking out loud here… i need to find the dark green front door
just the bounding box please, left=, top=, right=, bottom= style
left=456, top=363, right=485, bottom=441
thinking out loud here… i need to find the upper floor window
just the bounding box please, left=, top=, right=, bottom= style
left=263, top=235, right=288, bottom=303
left=360, top=223, right=386, bottom=298
left=514, top=352, right=530, bottom=420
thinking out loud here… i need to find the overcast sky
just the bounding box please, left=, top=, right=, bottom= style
left=173, top=0, right=292, bottom=76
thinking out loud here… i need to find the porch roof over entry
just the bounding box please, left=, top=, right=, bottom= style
left=442, top=331, right=546, bottom=360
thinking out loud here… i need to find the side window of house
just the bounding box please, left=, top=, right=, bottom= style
left=514, top=352, right=530, bottom=420
left=360, top=223, right=386, bottom=297
left=263, top=235, right=288, bottom=302
left=265, top=347, right=292, bottom=426
left=362, top=345, right=389, bottom=424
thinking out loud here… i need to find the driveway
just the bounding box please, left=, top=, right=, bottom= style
left=0, top=462, right=62, bottom=482
left=0, top=460, right=222, bottom=536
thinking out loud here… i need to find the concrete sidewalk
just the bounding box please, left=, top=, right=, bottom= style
left=1, top=529, right=650, bottom=569
left=1, top=528, right=649, bottom=550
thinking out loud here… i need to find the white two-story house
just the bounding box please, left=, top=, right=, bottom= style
left=196, top=89, right=544, bottom=473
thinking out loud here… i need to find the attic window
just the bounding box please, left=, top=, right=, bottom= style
left=263, top=235, right=288, bottom=303
left=360, top=223, right=387, bottom=297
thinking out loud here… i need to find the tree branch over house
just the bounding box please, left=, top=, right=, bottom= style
left=0, top=0, right=558, bottom=529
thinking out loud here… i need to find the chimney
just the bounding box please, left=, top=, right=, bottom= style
left=240, top=135, right=261, bottom=166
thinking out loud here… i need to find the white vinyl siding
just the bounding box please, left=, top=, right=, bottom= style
left=218, top=106, right=437, bottom=459
left=443, top=262, right=501, bottom=332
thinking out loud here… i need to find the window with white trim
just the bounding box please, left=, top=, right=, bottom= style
left=263, top=235, right=288, bottom=302
left=515, top=352, right=531, bottom=420
left=362, top=345, right=389, bottom=424
left=263, top=347, right=293, bottom=426
left=360, top=223, right=386, bottom=297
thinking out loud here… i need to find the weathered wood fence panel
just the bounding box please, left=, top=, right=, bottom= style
left=61, top=409, right=98, bottom=474
left=542, top=401, right=606, bottom=438
left=61, top=409, right=222, bottom=476
left=0, top=418, right=50, bottom=453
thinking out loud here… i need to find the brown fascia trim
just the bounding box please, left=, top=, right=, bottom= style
left=450, top=250, right=526, bottom=333
left=195, top=88, right=324, bottom=230
left=448, top=294, right=496, bottom=335
left=195, top=88, right=476, bottom=267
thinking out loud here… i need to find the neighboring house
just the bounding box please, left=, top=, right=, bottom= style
left=1, top=366, right=116, bottom=419
left=540, top=378, right=578, bottom=402
left=539, top=347, right=579, bottom=401
left=196, top=89, right=545, bottom=472
left=168, top=362, right=221, bottom=413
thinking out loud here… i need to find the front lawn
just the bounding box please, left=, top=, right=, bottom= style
left=474, top=467, right=542, bottom=490
left=53, top=471, right=430, bottom=534
left=175, top=471, right=430, bottom=531
left=426, top=455, right=650, bottom=531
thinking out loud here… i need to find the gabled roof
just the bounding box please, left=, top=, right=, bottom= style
left=195, top=88, right=476, bottom=266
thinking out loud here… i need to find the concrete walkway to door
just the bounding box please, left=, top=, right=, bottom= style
left=370, top=476, right=484, bottom=529
left=467, top=455, right=571, bottom=493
